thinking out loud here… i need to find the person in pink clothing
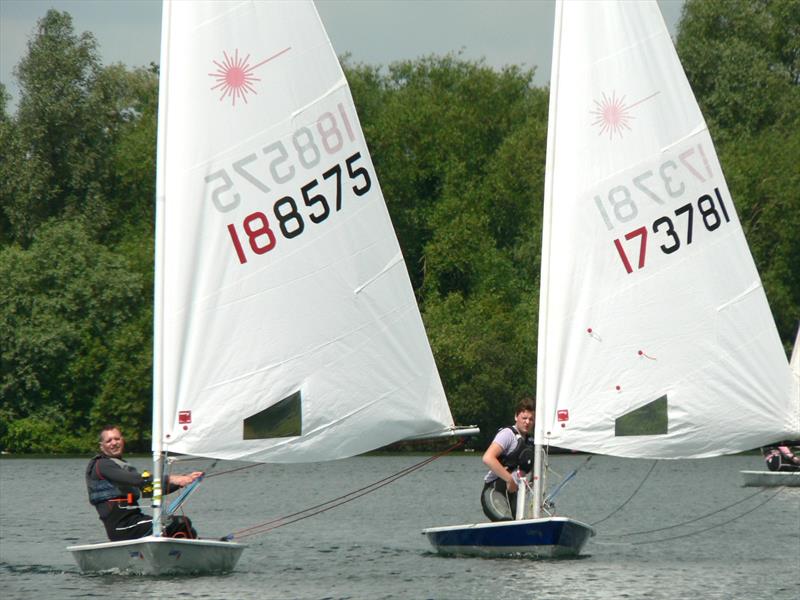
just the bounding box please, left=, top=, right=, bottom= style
left=480, top=398, right=536, bottom=521
left=762, top=441, right=800, bottom=472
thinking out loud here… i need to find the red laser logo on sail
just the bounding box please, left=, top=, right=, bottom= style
left=590, top=91, right=660, bottom=140
left=209, top=47, right=291, bottom=106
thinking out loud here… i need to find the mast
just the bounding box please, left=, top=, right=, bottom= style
left=532, top=0, right=565, bottom=519
left=150, top=0, right=173, bottom=537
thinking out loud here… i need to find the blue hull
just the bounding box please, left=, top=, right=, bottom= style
left=422, top=517, right=594, bottom=558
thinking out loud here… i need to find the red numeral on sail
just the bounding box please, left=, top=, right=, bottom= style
left=228, top=212, right=278, bottom=264
left=614, top=226, right=647, bottom=274
left=228, top=224, right=248, bottom=264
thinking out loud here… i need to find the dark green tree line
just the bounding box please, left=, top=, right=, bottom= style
left=1, top=1, right=798, bottom=453
left=0, top=11, right=157, bottom=451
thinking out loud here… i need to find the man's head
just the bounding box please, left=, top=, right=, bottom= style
left=514, top=398, right=535, bottom=434
left=99, top=426, right=125, bottom=458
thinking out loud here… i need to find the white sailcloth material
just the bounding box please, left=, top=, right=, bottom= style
left=792, top=326, right=800, bottom=413
left=536, top=0, right=798, bottom=458
left=154, top=0, right=454, bottom=462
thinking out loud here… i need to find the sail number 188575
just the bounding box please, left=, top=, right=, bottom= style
left=226, top=152, right=372, bottom=264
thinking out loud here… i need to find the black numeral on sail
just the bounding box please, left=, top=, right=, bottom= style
left=346, top=152, right=371, bottom=196
left=614, top=187, right=731, bottom=274
left=227, top=152, right=373, bottom=264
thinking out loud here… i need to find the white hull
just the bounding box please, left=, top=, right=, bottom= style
left=740, top=470, right=800, bottom=487
left=67, top=536, right=245, bottom=575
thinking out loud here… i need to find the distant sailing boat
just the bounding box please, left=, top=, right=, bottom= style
left=741, top=325, right=800, bottom=487
left=424, top=0, right=798, bottom=557
left=69, top=0, right=474, bottom=575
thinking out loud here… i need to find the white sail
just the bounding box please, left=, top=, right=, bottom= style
left=792, top=325, right=800, bottom=412
left=536, top=0, right=797, bottom=459
left=154, top=0, right=454, bottom=462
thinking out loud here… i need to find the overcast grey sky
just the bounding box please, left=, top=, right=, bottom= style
left=1, top=0, right=685, bottom=110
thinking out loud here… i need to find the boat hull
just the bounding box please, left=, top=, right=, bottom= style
left=740, top=470, right=800, bottom=487
left=67, top=536, right=245, bottom=575
left=422, top=517, right=594, bottom=558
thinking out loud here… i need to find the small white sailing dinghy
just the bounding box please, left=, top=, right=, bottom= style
left=741, top=325, right=800, bottom=487
left=69, top=0, right=473, bottom=575
left=740, top=470, right=800, bottom=487
left=424, top=0, right=798, bottom=558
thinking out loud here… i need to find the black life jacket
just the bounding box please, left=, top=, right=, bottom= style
left=85, top=455, right=141, bottom=505
left=499, top=426, right=535, bottom=474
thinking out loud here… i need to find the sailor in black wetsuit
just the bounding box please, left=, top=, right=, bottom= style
left=86, top=426, right=203, bottom=541
left=481, top=398, right=536, bottom=521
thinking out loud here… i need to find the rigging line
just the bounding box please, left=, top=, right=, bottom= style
left=230, top=453, right=442, bottom=537
left=165, top=454, right=188, bottom=513
left=204, top=461, right=260, bottom=479
left=545, top=455, right=593, bottom=503
left=235, top=458, right=432, bottom=539
left=233, top=456, right=442, bottom=539
left=590, top=460, right=658, bottom=526
left=231, top=439, right=465, bottom=539
left=232, top=457, right=437, bottom=538
left=605, top=486, right=771, bottom=537
left=629, top=487, right=783, bottom=545
left=233, top=443, right=460, bottom=539
left=166, top=475, right=204, bottom=515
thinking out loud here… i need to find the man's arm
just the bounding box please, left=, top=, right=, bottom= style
left=94, top=458, right=202, bottom=492
left=483, top=434, right=518, bottom=493
left=165, top=472, right=205, bottom=494
left=93, top=457, right=147, bottom=487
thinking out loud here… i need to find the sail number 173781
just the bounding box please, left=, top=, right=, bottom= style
left=613, top=187, right=731, bottom=274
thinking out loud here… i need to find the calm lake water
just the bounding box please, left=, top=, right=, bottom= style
left=1, top=454, right=798, bottom=599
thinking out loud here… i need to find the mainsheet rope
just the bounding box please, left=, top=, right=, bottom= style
left=601, top=485, right=782, bottom=543
left=225, top=439, right=466, bottom=540
left=625, top=487, right=783, bottom=545
left=586, top=457, right=787, bottom=545
left=590, top=459, right=659, bottom=526
left=564, top=456, right=784, bottom=545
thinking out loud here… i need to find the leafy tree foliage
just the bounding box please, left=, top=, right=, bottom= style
left=3, top=11, right=106, bottom=244
left=0, top=11, right=157, bottom=452
left=345, top=56, right=544, bottom=442
left=353, top=56, right=536, bottom=289
left=677, top=0, right=799, bottom=136
left=0, top=11, right=160, bottom=247
left=0, top=219, right=148, bottom=451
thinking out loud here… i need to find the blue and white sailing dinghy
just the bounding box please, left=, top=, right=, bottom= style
left=423, top=0, right=798, bottom=559
left=68, top=0, right=475, bottom=575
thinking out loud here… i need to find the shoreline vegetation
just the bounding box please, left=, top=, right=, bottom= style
left=2, top=1, right=798, bottom=454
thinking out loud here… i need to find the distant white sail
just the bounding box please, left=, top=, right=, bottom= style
left=154, top=0, right=454, bottom=462
left=536, top=0, right=797, bottom=458
left=791, top=326, right=800, bottom=413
